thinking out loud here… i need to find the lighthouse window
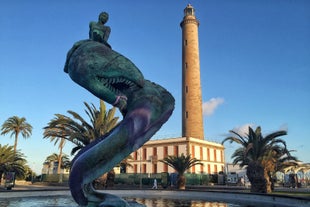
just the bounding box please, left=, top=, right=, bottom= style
left=186, top=86, right=188, bottom=93
left=185, top=8, right=194, bottom=16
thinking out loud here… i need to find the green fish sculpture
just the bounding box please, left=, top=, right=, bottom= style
left=64, top=12, right=175, bottom=207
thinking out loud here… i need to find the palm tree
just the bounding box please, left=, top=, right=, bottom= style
left=44, top=153, right=71, bottom=174
left=0, top=144, right=27, bottom=183
left=43, top=101, right=119, bottom=156
left=282, top=162, right=310, bottom=174
left=117, top=155, right=133, bottom=173
left=222, top=126, right=293, bottom=193
left=1, top=116, right=32, bottom=153
left=160, top=153, right=203, bottom=189
left=43, top=126, right=66, bottom=174
left=44, top=153, right=70, bottom=183
left=262, top=148, right=298, bottom=190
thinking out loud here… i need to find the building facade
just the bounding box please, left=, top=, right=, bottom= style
left=126, top=137, right=225, bottom=175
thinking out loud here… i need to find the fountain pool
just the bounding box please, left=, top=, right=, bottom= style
left=0, top=190, right=308, bottom=207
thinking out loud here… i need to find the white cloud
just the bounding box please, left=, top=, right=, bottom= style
left=202, top=97, right=224, bottom=116
left=230, top=124, right=288, bottom=137
left=231, top=123, right=254, bottom=137
left=279, top=123, right=288, bottom=132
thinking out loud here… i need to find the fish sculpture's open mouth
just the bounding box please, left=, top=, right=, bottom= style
left=96, top=75, right=142, bottom=108
left=97, top=76, right=139, bottom=93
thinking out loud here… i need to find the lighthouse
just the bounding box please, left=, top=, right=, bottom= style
left=180, top=4, right=204, bottom=140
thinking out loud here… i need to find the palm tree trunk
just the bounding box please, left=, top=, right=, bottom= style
left=58, top=147, right=63, bottom=183
left=264, top=169, right=272, bottom=193
left=0, top=172, right=3, bottom=184
left=177, top=174, right=186, bottom=190
left=13, top=133, right=18, bottom=153
left=57, top=150, right=62, bottom=174
left=247, top=162, right=267, bottom=193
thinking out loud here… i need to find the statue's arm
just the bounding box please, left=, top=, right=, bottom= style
left=103, top=26, right=111, bottom=42
left=89, top=22, right=95, bottom=39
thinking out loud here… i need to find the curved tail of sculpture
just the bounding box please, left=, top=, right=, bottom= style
left=65, top=39, right=175, bottom=206
left=69, top=82, right=175, bottom=206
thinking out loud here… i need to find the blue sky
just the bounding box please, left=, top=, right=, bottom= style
left=1, top=0, right=309, bottom=174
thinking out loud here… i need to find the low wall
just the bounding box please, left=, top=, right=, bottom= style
left=103, top=190, right=310, bottom=207
left=41, top=174, right=69, bottom=183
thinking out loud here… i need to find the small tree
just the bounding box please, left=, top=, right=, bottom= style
left=0, top=144, right=27, bottom=183
left=160, top=153, right=202, bottom=189
left=116, top=155, right=133, bottom=173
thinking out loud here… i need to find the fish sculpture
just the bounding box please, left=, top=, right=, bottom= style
left=64, top=12, right=175, bottom=206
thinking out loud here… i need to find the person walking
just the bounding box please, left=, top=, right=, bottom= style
left=152, top=178, right=158, bottom=189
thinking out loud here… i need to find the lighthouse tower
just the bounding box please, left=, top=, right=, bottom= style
left=180, top=4, right=204, bottom=140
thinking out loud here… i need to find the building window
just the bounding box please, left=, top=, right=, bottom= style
left=214, top=149, right=217, bottom=162
left=153, top=164, right=157, bottom=174
left=142, top=164, right=146, bottom=173
left=153, top=147, right=157, bottom=156
left=214, top=165, right=218, bottom=174
left=208, top=164, right=211, bottom=174
left=220, top=150, right=223, bottom=162
left=185, top=62, right=188, bottom=68
left=191, top=145, right=195, bottom=158
left=186, top=111, right=188, bottom=119
left=200, top=164, right=204, bottom=173
left=143, top=148, right=147, bottom=160
left=174, top=146, right=179, bottom=156
left=164, top=146, right=168, bottom=158
left=192, top=165, right=195, bottom=173
left=163, top=164, right=168, bottom=172
left=134, top=164, right=137, bottom=173
left=185, top=7, right=194, bottom=16
left=200, top=147, right=203, bottom=160
left=134, top=151, right=138, bottom=160
left=207, top=148, right=210, bottom=161
left=186, top=86, right=188, bottom=93
left=184, top=39, right=187, bottom=46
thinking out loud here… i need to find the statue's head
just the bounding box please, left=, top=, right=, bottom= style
left=98, top=12, right=109, bottom=24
